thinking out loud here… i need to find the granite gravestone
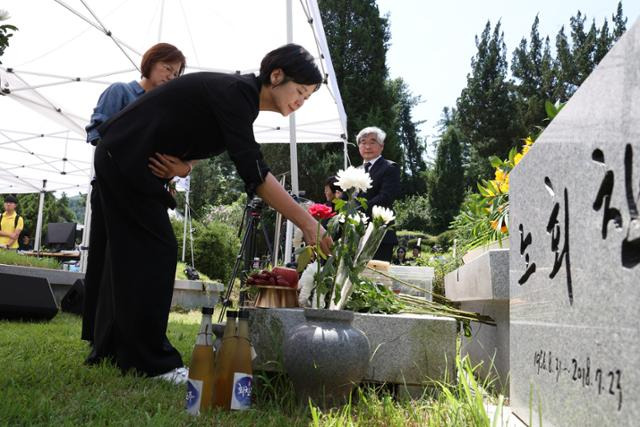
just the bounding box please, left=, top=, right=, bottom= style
left=509, top=19, right=640, bottom=426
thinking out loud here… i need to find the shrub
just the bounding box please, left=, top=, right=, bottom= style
left=202, top=194, right=246, bottom=231
left=393, top=195, right=433, bottom=233
left=436, top=229, right=456, bottom=251
left=192, top=221, right=240, bottom=283
left=0, top=250, right=60, bottom=269
left=171, top=218, right=239, bottom=283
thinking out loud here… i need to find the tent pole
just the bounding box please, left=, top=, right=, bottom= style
left=273, top=175, right=286, bottom=266
left=283, top=0, right=297, bottom=265
left=34, top=180, right=47, bottom=253
left=182, top=188, right=189, bottom=263
left=344, top=138, right=348, bottom=169
left=79, top=149, right=95, bottom=273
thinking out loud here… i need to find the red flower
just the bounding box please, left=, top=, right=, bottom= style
left=308, top=203, right=335, bottom=220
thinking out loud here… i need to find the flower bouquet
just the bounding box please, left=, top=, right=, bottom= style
left=296, top=166, right=395, bottom=310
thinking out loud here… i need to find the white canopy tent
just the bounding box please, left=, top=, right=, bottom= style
left=0, top=0, right=348, bottom=261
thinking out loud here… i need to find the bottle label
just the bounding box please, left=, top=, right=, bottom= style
left=185, top=378, right=203, bottom=415
left=230, top=372, right=253, bottom=410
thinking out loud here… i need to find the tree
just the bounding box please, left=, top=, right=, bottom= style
left=594, top=18, right=613, bottom=65
left=318, top=0, right=400, bottom=164
left=427, top=114, right=465, bottom=233
left=612, top=1, right=627, bottom=39
left=387, top=78, right=427, bottom=196
left=456, top=20, right=525, bottom=183
left=512, top=15, right=555, bottom=133
left=569, top=12, right=597, bottom=86
left=260, top=143, right=344, bottom=203
left=1, top=193, right=76, bottom=238
left=175, top=154, right=244, bottom=220
left=554, top=25, right=577, bottom=100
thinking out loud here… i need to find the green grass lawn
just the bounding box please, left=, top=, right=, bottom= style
left=0, top=312, right=504, bottom=426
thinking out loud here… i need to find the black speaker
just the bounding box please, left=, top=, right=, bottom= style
left=0, top=272, right=58, bottom=321
left=61, top=278, right=85, bottom=315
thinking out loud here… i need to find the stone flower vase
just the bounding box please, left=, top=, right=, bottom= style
left=283, top=308, right=370, bottom=407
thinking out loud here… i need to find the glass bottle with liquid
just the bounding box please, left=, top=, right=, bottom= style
left=185, top=306, right=215, bottom=415
left=211, top=310, right=238, bottom=409
left=229, top=309, right=253, bottom=410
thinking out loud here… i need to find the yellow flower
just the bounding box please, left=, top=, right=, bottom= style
left=494, top=168, right=506, bottom=182
left=491, top=219, right=508, bottom=233
left=522, top=145, right=530, bottom=155
left=499, top=175, right=509, bottom=193
left=524, top=136, right=534, bottom=146
left=514, top=153, right=524, bottom=165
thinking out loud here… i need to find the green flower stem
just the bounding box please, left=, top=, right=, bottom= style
left=315, top=221, right=321, bottom=308
left=364, top=265, right=446, bottom=300
left=397, top=294, right=496, bottom=325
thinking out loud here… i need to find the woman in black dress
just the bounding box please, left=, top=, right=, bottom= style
left=89, top=44, right=333, bottom=382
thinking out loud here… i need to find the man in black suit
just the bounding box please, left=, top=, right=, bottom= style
left=357, top=126, right=400, bottom=262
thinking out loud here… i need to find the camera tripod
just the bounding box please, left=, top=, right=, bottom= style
left=218, top=196, right=273, bottom=322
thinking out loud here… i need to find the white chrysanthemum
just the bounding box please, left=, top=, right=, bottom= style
left=335, top=166, right=372, bottom=193
left=348, top=213, right=362, bottom=224
left=291, top=226, right=304, bottom=249
left=298, top=261, right=317, bottom=307
left=372, top=206, right=395, bottom=225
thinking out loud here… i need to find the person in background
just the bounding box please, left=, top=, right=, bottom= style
left=0, top=195, right=23, bottom=250
left=18, top=234, right=33, bottom=251
left=393, top=246, right=408, bottom=265
left=82, top=43, right=190, bottom=348
left=323, top=175, right=343, bottom=206
left=88, top=44, right=332, bottom=384
left=412, top=246, right=421, bottom=262
left=357, top=126, right=400, bottom=262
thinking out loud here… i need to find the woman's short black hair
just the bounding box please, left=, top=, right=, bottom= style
left=324, top=176, right=340, bottom=193
left=259, top=44, right=323, bottom=90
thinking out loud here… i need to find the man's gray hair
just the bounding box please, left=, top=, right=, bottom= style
left=356, top=126, right=386, bottom=145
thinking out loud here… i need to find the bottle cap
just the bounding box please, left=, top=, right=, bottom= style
left=202, top=307, right=214, bottom=315
left=226, top=310, right=238, bottom=318
left=237, top=310, right=250, bottom=319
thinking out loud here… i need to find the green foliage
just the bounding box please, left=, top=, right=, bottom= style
left=66, top=194, right=87, bottom=225
left=318, top=0, right=429, bottom=179
left=0, top=250, right=61, bottom=269
left=397, top=230, right=435, bottom=251
left=260, top=144, right=344, bottom=203
left=456, top=20, right=526, bottom=184
left=611, top=1, right=627, bottom=39
left=393, top=194, right=433, bottom=233
left=450, top=192, right=496, bottom=253
left=1, top=313, right=509, bottom=426
left=192, top=221, right=239, bottom=283
left=436, top=230, right=456, bottom=252
left=387, top=78, right=428, bottom=196
left=175, top=261, right=212, bottom=281
left=176, top=154, right=244, bottom=220
left=202, top=194, right=246, bottom=232
left=0, top=10, right=17, bottom=64
left=318, top=0, right=395, bottom=159
left=0, top=312, right=311, bottom=426
left=0, top=193, right=77, bottom=237
left=345, top=277, right=404, bottom=314
left=171, top=218, right=239, bottom=283
left=427, top=122, right=465, bottom=233
left=429, top=355, right=505, bottom=426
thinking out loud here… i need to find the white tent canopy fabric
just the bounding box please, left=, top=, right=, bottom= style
left=0, top=0, right=348, bottom=194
